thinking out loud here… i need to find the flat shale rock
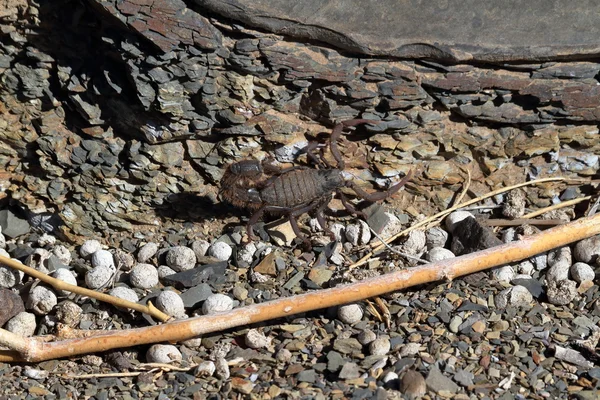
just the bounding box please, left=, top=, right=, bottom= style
left=195, top=0, right=600, bottom=62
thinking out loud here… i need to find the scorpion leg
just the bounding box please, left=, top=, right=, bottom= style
left=338, top=191, right=367, bottom=219
left=289, top=201, right=322, bottom=247
left=345, top=170, right=412, bottom=202
left=305, top=141, right=328, bottom=168
left=246, top=205, right=290, bottom=241
left=315, top=200, right=335, bottom=240
left=329, top=119, right=379, bottom=169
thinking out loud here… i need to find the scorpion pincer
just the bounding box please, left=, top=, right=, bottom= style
left=219, top=119, right=412, bottom=246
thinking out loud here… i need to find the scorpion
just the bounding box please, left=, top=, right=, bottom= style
left=219, top=119, right=412, bottom=245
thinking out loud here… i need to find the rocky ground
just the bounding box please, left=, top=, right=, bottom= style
left=1, top=0, right=600, bottom=399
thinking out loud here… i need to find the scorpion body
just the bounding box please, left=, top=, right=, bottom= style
left=220, top=119, right=412, bottom=244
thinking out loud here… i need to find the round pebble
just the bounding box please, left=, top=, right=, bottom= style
left=0, top=265, right=23, bottom=288
left=546, top=279, right=577, bottom=305
left=570, top=262, right=595, bottom=283
left=207, top=242, right=233, bottom=261
left=37, top=233, right=56, bottom=247
left=80, top=239, right=102, bottom=258
left=237, top=242, right=257, bottom=265
left=137, top=242, right=159, bottom=263
left=574, top=235, right=600, bottom=263
left=517, top=260, right=535, bottom=276
left=156, top=290, right=186, bottom=318
left=245, top=329, right=271, bottom=349
left=146, top=344, right=182, bottom=363
left=445, top=211, right=473, bottom=232
left=157, top=265, right=177, bottom=279
left=495, top=285, right=533, bottom=309
left=345, top=220, right=371, bottom=246
left=52, top=269, right=77, bottom=296
left=202, top=293, right=234, bottom=315
left=129, top=263, right=159, bottom=289
left=232, top=285, right=248, bottom=301
left=5, top=312, right=36, bottom=337
left=166, top=246, right=196, bottom=271
left=91, top=249, right=115, bottom=270
left=109, top=286, right=139, bottom=304
left=55, top=301, right=82, bottom=326
left=425, top=227, right=449, bottom=249
left=492, top=266, right=515, bottom=283
left=369, top=337, right=391, bottom=356
left=337, top=304, right=363, bottom=324
left=357, top=329, right=377, bottom=345
left=275, top=348, right=293, bottom=363
left=112, top=249, right=135, bottom=271
left=52, top=245, right=72, bottom=265
left=195, top=361, right=216, bottom=377
left=400, top=229, right=427, bottom=255
left=0, top=232, right=5, bottom=250
left=191, top=239, right=211, bottom=259
left=27, top=286, right=57, bottom=315
left=425, top=247, right=455, bottom=262
left=85, top=266, right=113, bottom=289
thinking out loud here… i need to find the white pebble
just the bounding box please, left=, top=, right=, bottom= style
left=5, top=312, right=36, bottom=337
left=191, top=240, right=211, bottom=258
left=146, top=344, right=182, bottom=363
left=492, top=266, right=515, bottom=283
left=52, top=269, right=77, bottom=296
left=137, top=242, right=159, bottom=263
left=202, top=294, right=233, bottom=315
left=494, top=285, right=533, bottom=309
left=245, top=329, right=271, bottom=349
left=166, top=246, right=197, bottom=271
left=369, top=337, right=391, bottom=356
left=382, top=371, right=399, bottom=384
left=574, top=235, right=600, bottom=263
left=425, top=247, right=455, bottom=262
left=546, top=279, right=578, bottom=305
left=52, top=245, right=72, bottom=265
left=0, top=232, right=5, bottom=249
left=157, top=265, right=177, bottom=279
left=207, top=242, right=232, bottom=261
left=37, top=233, right=56, bottom=247
left=425, top=227, right=449, bottom=250
left=85, top=266, right=113, bottom=289
left=445, top=211, right=473, bottom=233
left=400, top=229, right=427, bottom=256
left=27, top=286, right=57, bottom=315
left=345, top=220, right=371, bottom=246
left=55, top=301, right=82, bottom=326
left=80, top=239, right=102, bottom=258
left=26, top=249, right=51, bottom=274
left=109, top=286, right=139, bottom=304
left=129, top=263, right=159, bottom=289
left=570, top=262, right=595, bottom=284
left=517, top=260, right=535, bottom=276
left=237, top=242, right=257, bottom=265
left=91, top=249, right=115, bottom=270
left=156, top=290, right=186, bottom=318
left=337, top=304, right=363, bottom=324
left=330, top=223, right=346, bottom=242
left=24, top=367, right=49, bottom=380
left=195, top=361, right=216, bottom=377
left=0, top=265, right=23, bottom=288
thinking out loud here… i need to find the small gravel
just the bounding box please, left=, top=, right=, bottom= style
left=146, top=344, right=182, bottom=363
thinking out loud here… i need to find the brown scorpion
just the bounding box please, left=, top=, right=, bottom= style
left=219, top=119, right=412, bottom=245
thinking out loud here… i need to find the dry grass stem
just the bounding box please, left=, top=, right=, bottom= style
left=522, top=196, right=593, bottom=219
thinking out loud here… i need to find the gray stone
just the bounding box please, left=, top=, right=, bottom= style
left=426, top=365, right=459, bottom=394
left=196, top=0, right=600, bottom=62
left=0, top=210, right=30, bottom=239
left=180, top=283, right=213, bottom=309
left=338, top=362, right=361, bottom=380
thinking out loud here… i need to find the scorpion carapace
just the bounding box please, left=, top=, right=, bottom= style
left=219, top=119, right=412, bottom=245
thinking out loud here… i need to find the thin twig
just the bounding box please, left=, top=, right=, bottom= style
left=1, top=211, right=598, bottom=363
left=367, top=225, right=428, bottom=264
left=453, top=168, right=471, bottom=206
left=522, top=196, right=592, bottom=219
left=482, top=219, right=565, bottom=227
left=350, top=176, right=566, bottom=270
left=0, top=255, right=170, bottom=322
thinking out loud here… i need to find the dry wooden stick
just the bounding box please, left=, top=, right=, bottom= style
left=1, top=212, right=599, bottom=363
left=351, top=176, right=566, bottom=269
left=0, top=255, right=170, bottom=322
left=522, top=196, right=592, bottom=219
